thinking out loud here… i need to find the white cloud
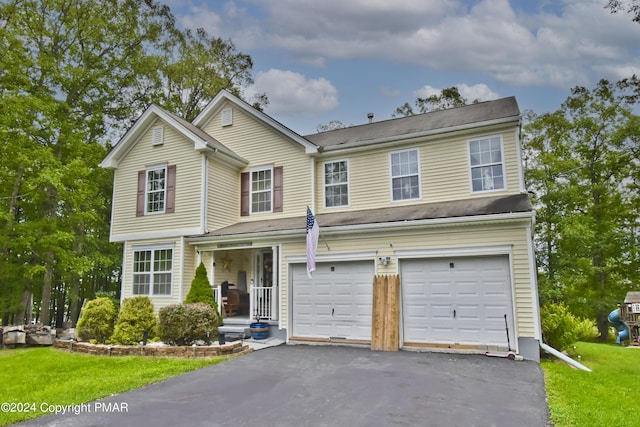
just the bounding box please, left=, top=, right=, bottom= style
left=176, top=0, right=639, bottom=92
left=246, top=69, right=339, bottom=116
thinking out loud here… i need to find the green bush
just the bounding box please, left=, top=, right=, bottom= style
left=541, top=303, right=579, bottom=351
left=77, top=297, right=116, bottom=344
left=185, top=262, right=217, bottom=312
left=158, top=303, right=220, bottom=345
left=110, top=296, right=158, bottom=345
left=574, top=317, right=600, bottom=342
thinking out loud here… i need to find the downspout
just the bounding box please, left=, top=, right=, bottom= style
left=201, top=153, right=208, bottom=234
left=540, top=342, right=592, bottom=372
left=310, top=156, right=316, bottom=212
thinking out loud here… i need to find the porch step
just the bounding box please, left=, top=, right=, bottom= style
left=222, top=316, right=252, bottom=326
left=218, top=325, right=250, bottom=335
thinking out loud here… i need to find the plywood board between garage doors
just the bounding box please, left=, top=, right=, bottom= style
left=371, top=275, right=400, bottom=351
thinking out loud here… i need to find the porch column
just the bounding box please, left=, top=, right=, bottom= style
left=271, top=245, right=279, bottom=321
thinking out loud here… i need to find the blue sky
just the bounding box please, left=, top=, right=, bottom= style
left=166, top=0, right=640, bottom=135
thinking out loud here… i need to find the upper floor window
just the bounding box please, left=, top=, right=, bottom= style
left=324, top=160, right=349, bottom=207
left=390, top=149, right=420, bottom=201
left=469, top=136, right=505, bottom=192
left=251, top=167, right=272, bottom=213
left=241, top=167, right=282, bottom=216
left=132, top=247, right=173, bottom=296
left=136, top=165, right=176, bottom=217
left=146, top=166, right=166, bottom=214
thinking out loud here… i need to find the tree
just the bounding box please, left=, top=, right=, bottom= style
left=392, top=86, right=476, bottom=117
left=150, top=28, right=267, bottom=121
left=185, top=262, right=216, bottom=309
left=316, top=120, right=347, bottom=133
left=523, top=76, right=640, bottom=340
left=0, top=0, right=262, bottom=326
left=606, top=0, right=640, bottom=23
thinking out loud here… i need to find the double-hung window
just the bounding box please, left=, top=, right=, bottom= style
left=324, top=160, right=349, bottom=207
left=469, top=136, right=505, bottom=192
left=251, top=167, right=272, bottom=213
left=390, top=149, right=420, bottom=201
left=132, top=247, right=173, bottom=296
left=146, top=166, right=166, bottom=214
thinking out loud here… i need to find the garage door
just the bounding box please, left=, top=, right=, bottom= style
left=401, top=256, right=514, bottom=349
left=291, top=261, right=374, bottom=341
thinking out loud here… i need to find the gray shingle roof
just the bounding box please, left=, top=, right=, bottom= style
left=303, top=97, right=520, bottom=150
left=194, top=193, right=532, bottom=238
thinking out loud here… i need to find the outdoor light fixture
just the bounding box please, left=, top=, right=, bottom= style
left=378, top=256, right=391, bottom=266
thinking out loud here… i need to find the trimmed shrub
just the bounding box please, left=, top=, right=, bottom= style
left=185, top=263, right=217, bottom=312
left=110, top=296, right=158, bottom=345
left=77, top=297, right=117, bottom=344
left=541, top=302, right=579, bottom=351
left=158, top=303, right=220, bottom=345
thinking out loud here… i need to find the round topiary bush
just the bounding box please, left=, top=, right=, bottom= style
left=158, top=303, right=220, bottom=346
left=110, top=296, right=158, bottom=345
left=77, top=297, right=117, bottom=344
left=185, top=262, right=218, bottom=312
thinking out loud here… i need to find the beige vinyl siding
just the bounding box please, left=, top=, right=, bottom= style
left=315, top=124, right=522, bottom=214
left=201, top=103, right=312, bottom=221
left=281, top=221, right=535, bottom=338
left=111, top=118, right=203, bottom=240
left=122, top=237, right=185, bottom=312
left=208, top=159, right=240, bottom=231
left=181, top=238, right=198, bottom=301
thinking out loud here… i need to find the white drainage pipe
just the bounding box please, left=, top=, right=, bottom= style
left=540, top=342, right=592, bottom=372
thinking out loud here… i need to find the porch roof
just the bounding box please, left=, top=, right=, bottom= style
left=190, top=193, right=533, bottom=240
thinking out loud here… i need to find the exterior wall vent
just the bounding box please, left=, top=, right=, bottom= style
left=221, top=108, right=233, bottom=127
left=151, top=125, right=164, bottom=146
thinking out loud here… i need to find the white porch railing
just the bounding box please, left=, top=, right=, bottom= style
left=251, top=286, right=275, bottom=320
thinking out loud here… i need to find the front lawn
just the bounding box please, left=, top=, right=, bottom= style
left=0, top=347, right=228, bottom=426
left=542, top=342, right=640, bottom=427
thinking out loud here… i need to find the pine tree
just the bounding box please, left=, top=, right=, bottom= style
left=185, top=263, right=217, bottom=310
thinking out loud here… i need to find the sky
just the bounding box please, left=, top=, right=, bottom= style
left=165, top=0, right=640, bottom=135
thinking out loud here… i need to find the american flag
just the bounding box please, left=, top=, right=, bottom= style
left=306, top=207, right=319, bottom=278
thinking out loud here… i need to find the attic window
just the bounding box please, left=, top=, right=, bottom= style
left=151, top=125, right=164, bottom=146
left=221, top=108, right=233, bottom=127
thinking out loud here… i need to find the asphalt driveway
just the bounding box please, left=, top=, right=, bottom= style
left=20, top=345, right=549, bottom=427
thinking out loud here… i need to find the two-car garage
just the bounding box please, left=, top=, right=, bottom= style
left=290, top=255, right=515, bottom=351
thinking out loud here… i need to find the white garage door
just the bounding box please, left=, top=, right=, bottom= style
left=291, top=261, right=374, bottom=341
left=401, top=256, right=514, bottom=349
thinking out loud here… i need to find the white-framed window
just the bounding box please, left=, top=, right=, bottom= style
left=146, top=165, right=166, bottom=214
left=324, top=160, right=349, bottom=207
left=251, top=166, right=272, bottom=213
left=132, top=247, right=173, bottom=296
left=469, top=136, right=505, bottom=192
left=390, top=149, right=421, bottom=201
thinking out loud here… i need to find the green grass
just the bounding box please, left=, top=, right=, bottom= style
left=542, top=342, right=640, bottom=427
left=0, top=347, right=229, bottom=426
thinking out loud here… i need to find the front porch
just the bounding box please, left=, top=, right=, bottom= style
left=195, top=245, right=280, bottom=322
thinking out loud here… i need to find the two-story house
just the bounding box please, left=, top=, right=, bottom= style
left=100, top=89, right=541, bottom=361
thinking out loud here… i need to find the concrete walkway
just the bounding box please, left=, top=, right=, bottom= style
left=19, top=345, right=550, bottom=427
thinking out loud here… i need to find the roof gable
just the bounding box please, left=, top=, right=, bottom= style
left=193, top=89, right=319, bottom=154
left=100, top=104, right=248, bottom=170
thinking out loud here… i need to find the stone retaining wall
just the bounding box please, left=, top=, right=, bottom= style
left=53, top=339, right=252, bottom=358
